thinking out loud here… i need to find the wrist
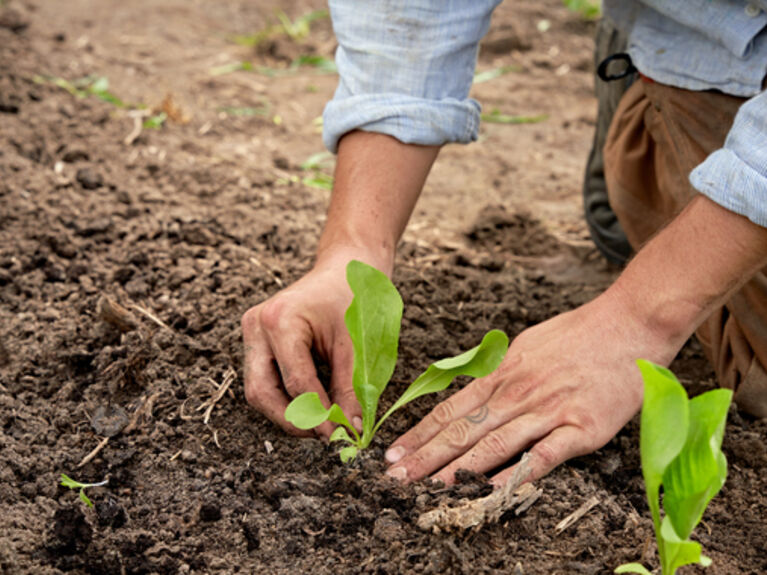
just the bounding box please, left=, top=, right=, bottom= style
left=315, top=234, right=396, bottom=277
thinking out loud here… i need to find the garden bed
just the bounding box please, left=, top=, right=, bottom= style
left=1, top=1, right=765, bottom=573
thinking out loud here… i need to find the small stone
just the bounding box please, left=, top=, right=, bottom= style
left=199, top=501, right=221, bottom=522
left=180, top=449, right=196, bottom=463
left=76, top=167, right=104, bottom=190
left=77, top=217, right=112, bottom=237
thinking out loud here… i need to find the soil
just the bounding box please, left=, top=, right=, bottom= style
left=1, top=1, right=766, bottom=574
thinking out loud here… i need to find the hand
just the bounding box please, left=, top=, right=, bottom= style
left=383, top=286, right=682, bottom=486
left=241, top=251, right=376, bottom=438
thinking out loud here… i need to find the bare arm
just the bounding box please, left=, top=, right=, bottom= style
left=242, top=132, right=438, bottom=436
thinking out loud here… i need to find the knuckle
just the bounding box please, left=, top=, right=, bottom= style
left=480, top=429, right=511, bottom=457
left=282, top=374, right=305, bottom=397
left=335, top=387, right=358, bottom=408
left=429, top=401, right=456, bottom=427
left=259, top=298, right=287, bottom=332
left=241, top=307, right=261, bottom=334
left=440, top=419, right=473, bottom=451
left=532, top=441, right=559, bottom=470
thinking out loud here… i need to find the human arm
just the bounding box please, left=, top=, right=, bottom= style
left=242, top=0, right=502, bottom=435
left=385, top=194, right=767, bottom=485
left=242, top=132, right=437, bottom=437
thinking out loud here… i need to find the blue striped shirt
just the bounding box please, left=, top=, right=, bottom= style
left=323, top=1, right=767, bottom=227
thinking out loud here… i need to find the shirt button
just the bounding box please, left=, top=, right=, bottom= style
left=746, top=3, right=761, bottom=17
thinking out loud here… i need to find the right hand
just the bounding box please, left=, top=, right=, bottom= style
left=241, top=252, right=375, bottom=438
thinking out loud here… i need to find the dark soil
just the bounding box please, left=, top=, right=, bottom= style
left=1, top=1, right=766, bottom=574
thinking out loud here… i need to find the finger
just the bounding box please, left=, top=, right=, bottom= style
left=385, top=375, right=500, bottom=465
left=386, top=403, right=501, bottom=483
left=329, top=334, right=360, bottom=430
left=490, top=425, right=584, bottom=486
left=264, top=318, right=334, bottom=438
left=242, top=335, right=312, bottom=437
left=422, top=413, right=549, bottom=485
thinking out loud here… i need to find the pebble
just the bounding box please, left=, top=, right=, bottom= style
left=76, top=167, right=104, bottom=190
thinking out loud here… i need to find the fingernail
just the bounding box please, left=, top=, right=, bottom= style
left=386, top=466, right=407, bottom=481
left=352, top=417, right=363, bottom=432
left=385, top=446, right=405, bottom=464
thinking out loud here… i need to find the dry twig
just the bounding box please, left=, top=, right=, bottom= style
left=417, top=453, right=542, bottom=532
left=195, top=367, right=237, bottom=424
left=77, top=436, right=110, bottom=468
left=97, top=295, right=137, bottom=332
left=554, top=495, right=600, bottom=534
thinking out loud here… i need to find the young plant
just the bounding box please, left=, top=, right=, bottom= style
left=285, top=260, right=509, bottom=462
left=615, top=360, right=732, bottom=575
left=60, top=474, right=108, bottom=508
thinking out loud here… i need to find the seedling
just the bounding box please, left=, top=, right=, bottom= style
left=60, top=474, right=108, bottom=508
left=563, top=0, right=601, bottom=20
left=481, top=109, right=548, bottom=125
left=615, top=360, right=732, bottom=575
left=285, top=260, right=509, bottom=462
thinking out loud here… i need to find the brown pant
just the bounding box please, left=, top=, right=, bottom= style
left=604, top=78, right=767, bottom=418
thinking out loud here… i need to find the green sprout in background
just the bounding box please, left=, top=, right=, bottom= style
left=563, top=0, right=602, bottom=20
left=285, top=260, right=509, bottom=462
left=615, top=360, right=732, bottom=575
left=60, top=474, right=108, bottom=508
left=232, top=9, right=328, bottom=47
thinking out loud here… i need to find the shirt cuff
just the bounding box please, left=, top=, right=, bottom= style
left=323, top=94, right=481, bottom=153
left=690, top=149, right=767, bottom=228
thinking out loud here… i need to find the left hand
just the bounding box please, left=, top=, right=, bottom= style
left=383, top=286, right=681, bottom=486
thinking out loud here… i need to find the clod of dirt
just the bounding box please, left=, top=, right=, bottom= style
left=91, top=404, right=129, bottom=437
left=96, top=495, right=127, bottom=528
left=241, top=516, right=261, bottom=551
left=468, top=205, right=561, bottom=257
left=62, top=148, right=90, bottom=163
left=0, top=538, right=19, bottom=573
left=199, top=501, right=222, bottom=522
left=76, top=167, right=104, bottom=190
left=45, top=506, right=93, bottom=556
left=372, top=509, right=405, bottom=542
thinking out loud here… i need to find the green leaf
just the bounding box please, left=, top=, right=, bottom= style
left=637, top=359, right=689, bottom=531
left=614, top=564, right=653, bottom=575
left=339, top=445, right=358, bottom=463
left=302, top=173, right=334, bottom=190
left=660, top=516, right=707, bottom=573
left=473, top=65, right=520, bottom=84
left=345, top=261, right=403, bottom=445
left=79, top=489, right=93, bottom=507
left=291, top=55, right=337, bottom=74
left=60, top=473, right=82, bottom=489
left=661, top=388, right=731, bottom=539
left=284, top=392, right=355, bottom=435
left=374, top=330, right=509, bottom=433
left=329, top=426, right=354, bottom=444
left=143, top=112, right=167, bottom=130
left=481, top=109, right=548, bottom=125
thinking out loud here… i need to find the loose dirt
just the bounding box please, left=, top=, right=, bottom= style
left=1, top=1, right=765, bottom=574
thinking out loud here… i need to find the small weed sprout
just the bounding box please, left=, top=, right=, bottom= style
left=60, top=474, right=108, bottom=508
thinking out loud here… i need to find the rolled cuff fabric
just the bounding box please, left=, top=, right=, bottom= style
left=690, top=90, right=767, bottom=228
left=691, top=150, right=767, bottom=227
left=323, top=94, right=481, bottom=152
left=323, top=0, right=501, bottom=153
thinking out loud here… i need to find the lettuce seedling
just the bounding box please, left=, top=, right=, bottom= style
left=60, top=474, right=109, bottom=507
left=285, top=260, right=509, bottom=462
left=615, top=360, right=732, bottom=575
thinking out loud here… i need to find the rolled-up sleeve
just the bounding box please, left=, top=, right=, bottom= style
left=323, top=0, right=502, bottom=153
left=690, top=90, right=767, bottom=227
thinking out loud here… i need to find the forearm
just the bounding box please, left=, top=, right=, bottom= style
left=605, top=195, right=767, bottom=361
left=316, top=131, right=440, bottom=274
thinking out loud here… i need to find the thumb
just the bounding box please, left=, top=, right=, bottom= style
left=330, top=335, right=362, bottom=432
